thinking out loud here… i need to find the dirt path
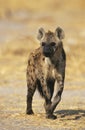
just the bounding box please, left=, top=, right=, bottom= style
left=0, top=5, right=85, bottom=129
left=0, top=82, right=85, bottom=130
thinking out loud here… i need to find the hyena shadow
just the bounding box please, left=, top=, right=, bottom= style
left=55, top=109, right=85, bottom=120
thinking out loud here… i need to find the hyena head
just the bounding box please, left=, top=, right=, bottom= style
left=37, top=27, right=65, bottom=57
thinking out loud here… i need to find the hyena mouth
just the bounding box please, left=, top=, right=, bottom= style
left=43, top=50, right=54, bottom=57
left=43, top=52, right=51, bottom=57
left=42, top=44, right=55, bottom=57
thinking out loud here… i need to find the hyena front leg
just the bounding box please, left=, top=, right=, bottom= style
left=26, top=82, right=36, bottom=115
left=43, top=79, right=56, bottom=119
left=50, top=75, right=64, bottom=116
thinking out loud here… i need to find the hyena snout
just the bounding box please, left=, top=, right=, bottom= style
left=42, top=43, right=56, bottom=57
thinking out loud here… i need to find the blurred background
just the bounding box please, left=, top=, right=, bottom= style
left=0, top=0, right=85, bottom=129
left=0, top=0, right=85, bottom=88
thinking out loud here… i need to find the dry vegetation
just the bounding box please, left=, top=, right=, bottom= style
left=0, top=0, right=85, bottom=130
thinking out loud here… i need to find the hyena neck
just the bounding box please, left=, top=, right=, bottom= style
left=50, top=56, right=59, bottom=67
left=50, top=48, right=62, bottom=66
left=44, top=46, right=63, bottom=67
left=45, top=54, right=60, bottom=67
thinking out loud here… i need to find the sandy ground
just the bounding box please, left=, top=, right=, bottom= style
left=0, top=1, right=85, bottom=129
left=0, top=84, right=85, bottom=130
left=0, top=52, right=85, bottom=130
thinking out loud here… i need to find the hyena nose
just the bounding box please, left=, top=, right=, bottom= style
left=44, top=46, right=51, bottom=53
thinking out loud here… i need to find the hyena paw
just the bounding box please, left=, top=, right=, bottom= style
left=26, top=109, right=34, bottom=115
left=46, top=114, right=57, bottom=120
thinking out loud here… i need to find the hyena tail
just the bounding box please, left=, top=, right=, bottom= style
left=37, top=80, right=44, bottom=97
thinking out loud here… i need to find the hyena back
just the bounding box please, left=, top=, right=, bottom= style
left=26, top=27, right=66, bottom=119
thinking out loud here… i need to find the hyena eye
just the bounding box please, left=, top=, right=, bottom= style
left=50, top=42, right=56, bottom=46
left=42, top=42, right=46, bottom=46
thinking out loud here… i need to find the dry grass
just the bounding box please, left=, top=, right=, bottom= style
left=0, top=36, right=85, bottom=89
left=0, top=30, right=85, bottom=130
left=0, top=0, right=85, bottom=129
left=0, top=0, right=85, bottom=18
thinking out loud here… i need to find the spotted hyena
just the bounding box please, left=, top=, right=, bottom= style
left=26, top=27, right=66, bottom=119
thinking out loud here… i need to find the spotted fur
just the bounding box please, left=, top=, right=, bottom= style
left=26, top=27, right=66, bottom=119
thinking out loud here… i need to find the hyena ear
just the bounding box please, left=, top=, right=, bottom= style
left=55, top=27, right=65, bottom=40
left=37, top=28, right=45, bottom=41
